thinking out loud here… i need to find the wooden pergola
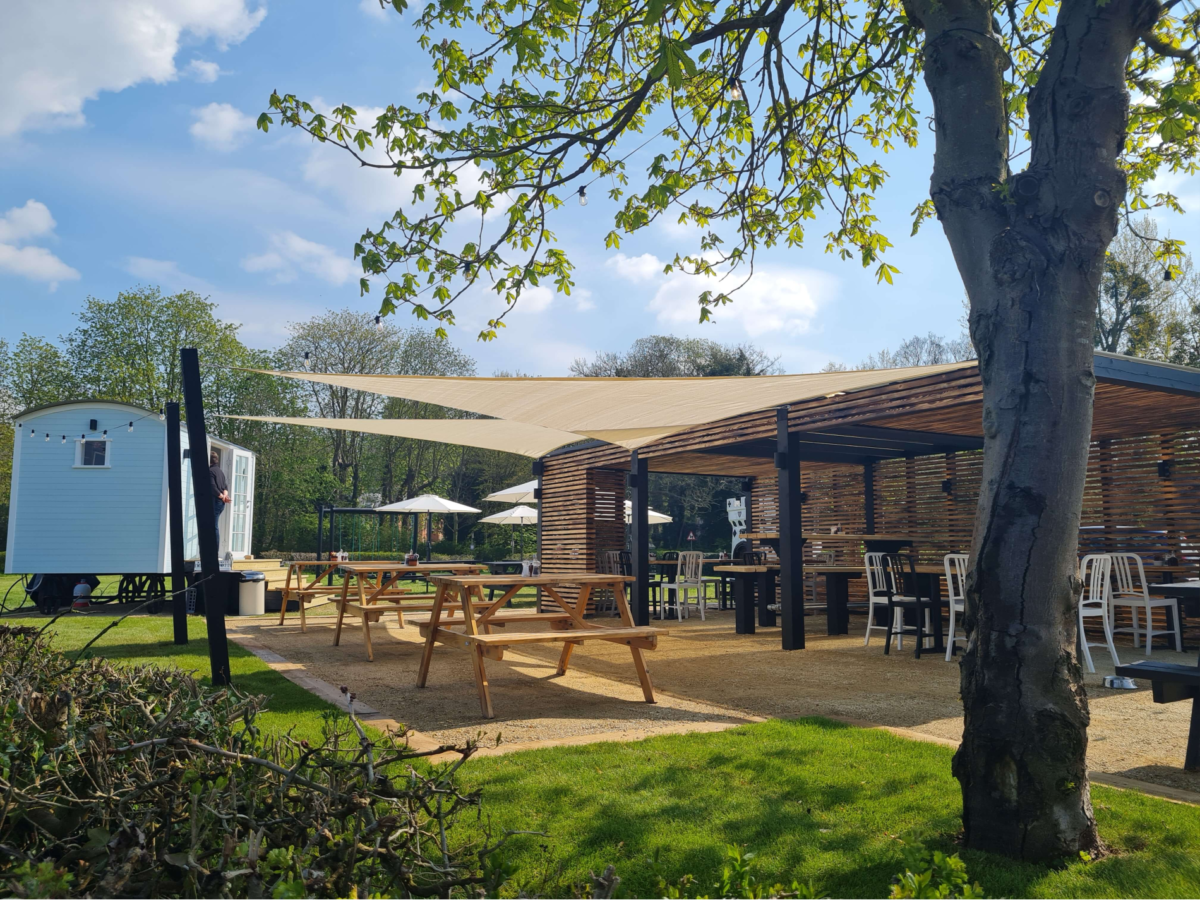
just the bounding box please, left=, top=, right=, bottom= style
left=537, top=352, right=1200, bottom=650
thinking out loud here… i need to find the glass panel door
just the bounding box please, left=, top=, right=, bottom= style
left=231, top=453, right=250, bottom=553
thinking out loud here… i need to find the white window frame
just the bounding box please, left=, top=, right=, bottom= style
left=73, top=437, right=112, bottom=469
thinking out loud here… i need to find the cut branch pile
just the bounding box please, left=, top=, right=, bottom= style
left=0, top=625, right=506, bottom=898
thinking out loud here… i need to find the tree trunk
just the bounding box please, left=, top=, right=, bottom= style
left=915, top=0, right=1155, bottom=859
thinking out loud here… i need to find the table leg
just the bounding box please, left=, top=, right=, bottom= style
left=924, top=574, right=945, bottom=654
left=757, top=571, right=777, bottom=627
left=359, top=576, right=375, bottom=662
left=416, top=581, right=447, bottom=688
left=458, top=584, right=494, bottom=718
left=333, top=575, right=351, bottom=646
left=556, top=641, right=576, bottom=676
left=611, top=580, right=656, bottom=701
left=824, top=573, right=850, bottom=635
left=734, top=574, right=755, bottom=634
left=279, top=565, right=293, bottom=626
left=1187, top=698, right=1200, bottom=772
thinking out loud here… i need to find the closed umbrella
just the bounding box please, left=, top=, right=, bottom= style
left=480, top=505, right=538, bottom=557
left=376, top=494, right=481, bottom=558
left=485, top=479, right=539, bottom=504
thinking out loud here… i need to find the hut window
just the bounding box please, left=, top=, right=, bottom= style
left=75, top=439, right=110, bottom=468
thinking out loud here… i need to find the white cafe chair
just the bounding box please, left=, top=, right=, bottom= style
left=1108, top=552, right=1183, bottom=655
left=663, top=551, right=705, bottom=620
left=943, top=553, right=969, bottom=661
left=1079, top=554, right=1120, bottom=673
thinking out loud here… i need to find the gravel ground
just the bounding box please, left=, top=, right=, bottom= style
left=231, top=609, right=1200, bottom=792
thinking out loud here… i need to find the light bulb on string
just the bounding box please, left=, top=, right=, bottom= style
left=375, top=314, right=383, bottom=331
left=102, top=430, right=107, bottom=437
left=44, top=433, right=49, bottom=441
left=303, top=351, right=312, bottom=371
left=729, top=79, right=743, bottom=101
left=128, top=421, right=134, bottom=433
left=29, top=427, right=34, bottom=438
left=577, top=186, right=588, bottom=207
left=1165, top=268, right=1174, bottom=282
left=61, top=435, right=66, bottom=444
left=158, top=409, right=165, bottom=421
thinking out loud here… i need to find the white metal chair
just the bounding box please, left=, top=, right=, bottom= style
left=943, top=553, right=969, bottom=661
left=1108, top=552, right=1182, bottom=655
left=1079, top=554, right=1120, bottom=673
left=663, top=551, right=705, bottom=620
left=864, top=552, right=904, bottom=648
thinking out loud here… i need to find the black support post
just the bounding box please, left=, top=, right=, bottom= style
left=533, top=457, right=544, bottom=609
left=863, top=460, right=876, bottom=534
left=181, top=348, right=233, bottom=686
left=776, top=406, right=806, bottom=650
left=166, top=402, right=188, bottom=645
left=629, top=450, right=650, bottom=626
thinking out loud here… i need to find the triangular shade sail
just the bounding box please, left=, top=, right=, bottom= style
left=376, top=494, right=481, bottom=514
left=251, top=363, right=973, bottom=448
left=222, top=415, right=584, bottom=458
left=486, top=479, right=538, bottom=503
left=480, top=505, right=539, bottom=525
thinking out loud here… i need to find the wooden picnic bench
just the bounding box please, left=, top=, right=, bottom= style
left=1115, top=654, right=1200, bottom=770
left=332, top=562, right=485, bottom=661
left=279, top=559, right=353, bottom=632
left=416, top=573, right=667, bottom=718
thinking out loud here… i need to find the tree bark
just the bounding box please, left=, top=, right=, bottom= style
left=914, top=0, right=1157, bottom=859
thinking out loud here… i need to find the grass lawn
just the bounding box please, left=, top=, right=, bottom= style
left=28, top=613, right=349, bottom=743
left=23, top=613, right=1200, bottom=898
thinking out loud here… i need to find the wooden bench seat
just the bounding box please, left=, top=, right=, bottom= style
left=461, top=626, right=663, bottom=647
left=1115, top=660, right=1200, bottom=769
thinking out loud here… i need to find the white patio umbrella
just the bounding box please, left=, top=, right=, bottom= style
left=485, top=479, right=539, bottom=504
left=480, top=505, right=538, bottom=557
left=624, top=500, right=673, bottom=525
left=376, top=494, right=481, bottom=558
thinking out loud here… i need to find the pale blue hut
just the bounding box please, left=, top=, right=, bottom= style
left=5, top=400, right=256, bottom=578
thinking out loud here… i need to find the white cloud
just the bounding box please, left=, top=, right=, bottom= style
left=0, top=200, right=79, bottom=289
left=241, top=231, right=357, bottom=285
left=359, top=0, right=391, bottom=19
left=511, top=285, right=554, bottom=314
left=647, top=266, right=834, bottom=338
left=574, top=287, right=595, bottom=311
left=125, top=256, right=220, bottom=293
left=0, top=1, right=265, bottom=138
left=606, top=252, right=664, bottom=283
left=186, top=59, right=222, bottom=83
left=190, top=102, right=255, bottom=151
left=0, top=199, right=56, bottom=243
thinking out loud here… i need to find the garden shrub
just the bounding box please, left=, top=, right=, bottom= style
left=0, top=625, right=509, bottom=898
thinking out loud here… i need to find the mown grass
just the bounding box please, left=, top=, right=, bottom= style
left=24, top=614, right=1200, bottom=898
left=27, top=614, right=347, bottom=743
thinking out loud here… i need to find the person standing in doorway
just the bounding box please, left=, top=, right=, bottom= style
left=210, top=451, right=229, bottom=545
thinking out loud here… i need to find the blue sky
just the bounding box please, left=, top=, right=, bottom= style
left=3, top=0, right=1197, bottom=375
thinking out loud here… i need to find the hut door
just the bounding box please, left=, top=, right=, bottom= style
left=230, top=452, right=252, bottom=555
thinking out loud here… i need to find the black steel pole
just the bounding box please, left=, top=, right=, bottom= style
left=166, top=402, right=188, bottom=645
left=180, top=348, right=232, bottom=685
left=776, top=406, right=806, bottom=650
left=629, top=450, right=650, bottom=626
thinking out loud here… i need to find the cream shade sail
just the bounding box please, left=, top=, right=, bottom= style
left=251, top=363, right=973, bottom=448
left=223, top=415, right=585, bottom=458
left=485, top=480, right=539, bottom=503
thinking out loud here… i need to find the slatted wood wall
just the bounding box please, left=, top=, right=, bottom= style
left=540, top=428, right=1200, bottom=616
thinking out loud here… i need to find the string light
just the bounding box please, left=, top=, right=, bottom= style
left=128, top=421, right=134, bottom=432
left=102, top=430, right=107, bottom=437
left=728, top=79, right=743, bottom=101
left=158, top=409, right=165, bottom=421
left=577, top=185, right=588, bottom=207
left=1165, top=269, right=1174, bottom=281
left=44, top=433, right=49, bottom=441
left=375, top=314, right=383, bottom=331
left=303, top=351, right=312, bottom=371
left=61, top=435, right=66, bottom=444
left=29, top=427, right=34, bottom=438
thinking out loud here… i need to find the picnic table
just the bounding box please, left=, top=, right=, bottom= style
left=415, top=573, right=667, bottom=718
left=332, top=562, right=485, bottom=661
left=279, top=559, right=362, bottom=632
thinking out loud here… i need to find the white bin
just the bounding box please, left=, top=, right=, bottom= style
left=237, top=571, right=266, bottom=616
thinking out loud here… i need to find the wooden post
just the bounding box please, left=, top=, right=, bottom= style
left=534, top=457, right=544, bottom=608
left=180, top=348, right=232, bottom=686
left=863, top=460, right=876, bottom=534
left=776, top=406, right=805, bottom=650
left=166, top=402, right=188, bottom=645
left=629, top=450, right=650, bottom=626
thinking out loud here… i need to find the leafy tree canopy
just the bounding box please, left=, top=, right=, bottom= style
left=258, top=0, right=1200, bottom=338
left=571, top=334, right=781, bottom=376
